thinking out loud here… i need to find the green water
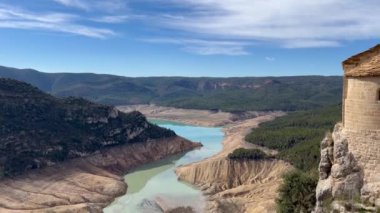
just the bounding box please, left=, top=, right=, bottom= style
left=104, top=121, right=224, bottom=213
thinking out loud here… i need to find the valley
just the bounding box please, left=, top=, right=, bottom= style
left=120, top=106, right=290, bottom=213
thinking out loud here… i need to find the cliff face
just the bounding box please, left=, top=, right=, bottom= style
left=176, top=158, right=292, bottom=213
left=315, top=123, right=380, bottom=212
left=0, top=137, right=200, bottom=213
left=0, top=78, right=175, bottom=177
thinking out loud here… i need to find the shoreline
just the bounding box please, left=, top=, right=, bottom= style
left=0, top=105, right=288, bottom=213
left=118, top=104, right=281, bottom=127
left=120, top=105, right=291, bottom=212
left=135, top=107, right=292, bottom=213
left=0, top=137, right=200, bottom=213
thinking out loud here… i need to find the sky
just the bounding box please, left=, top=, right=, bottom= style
left=0, top=0, right=379, bottom=77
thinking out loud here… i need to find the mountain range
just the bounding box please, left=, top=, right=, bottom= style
left=0, top=66, right=342, bottom=111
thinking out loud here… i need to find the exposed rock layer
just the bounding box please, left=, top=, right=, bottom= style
left=315, top=123, right=380, bottom=212
left=0, top=137, right=201, bottom=213
left=177, top=158, right=292, bottom=213
left=174, top=113, right=292, bottom=213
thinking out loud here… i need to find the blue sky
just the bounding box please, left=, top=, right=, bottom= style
left=0, top=0, right=379, bottom=77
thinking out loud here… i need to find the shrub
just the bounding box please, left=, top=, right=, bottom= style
left=276, top=170, right=318, bottom=213
left=228, top=148, right=271, bottom=160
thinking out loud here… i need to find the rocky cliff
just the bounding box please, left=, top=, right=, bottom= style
left=315, top=123, right=380, bottom=212
left=0, top=78, right=176, bottom=177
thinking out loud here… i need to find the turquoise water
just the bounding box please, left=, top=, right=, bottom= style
left=104, top=121, right=224, bottom=213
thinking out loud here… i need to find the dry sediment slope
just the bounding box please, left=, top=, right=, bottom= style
left=118, top=105, right=272, bottom=127
left=175, top=113, right=293, bottom=213
left=0, top=137, right=200, bottom=213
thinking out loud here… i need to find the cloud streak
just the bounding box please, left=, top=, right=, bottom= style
left=143, top=38, right=251, bottom=55
left=150, top=0, right=380, bottom=48
left=0, top=4, right=116, bottom=38
left=53, top=0, right=127, bottom=12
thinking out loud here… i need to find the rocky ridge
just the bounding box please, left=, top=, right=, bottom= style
left=0, top=78, right=202, bottom=212
left=0, top=78, right=175, bottom=177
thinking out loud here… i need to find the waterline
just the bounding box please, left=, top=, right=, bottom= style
left=104, top=121, right=224, bottom=213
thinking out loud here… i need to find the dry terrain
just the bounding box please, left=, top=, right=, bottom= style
left=118, top=105, right=274, bottom=127
left=175, top=113, right=293, bottom=213
left=0, top=137, right=200, bottom=213
left=121, top=105, right=293, bottom=213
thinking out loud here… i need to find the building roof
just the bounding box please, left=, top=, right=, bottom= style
left=343, top=44, right=380, bottom=77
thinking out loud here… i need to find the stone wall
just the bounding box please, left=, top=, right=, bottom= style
left=345, top=129, right=380, bottom=198
left=343, top=77, right=380, bottom=131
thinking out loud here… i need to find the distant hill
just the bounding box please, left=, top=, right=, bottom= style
left=0, top=78, right=175, bottom=177
left=0, top=66, right=343, bottom=111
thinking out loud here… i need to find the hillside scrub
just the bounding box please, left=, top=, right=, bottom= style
left=0, top=78, right=176, bottom=177
left=228, top=148, right=272, bottom=160
left=245, top=105, right=341, bottom=171
left=244, top=105, right=341, bottom=212
left=276, top=170, right=318, bottom=213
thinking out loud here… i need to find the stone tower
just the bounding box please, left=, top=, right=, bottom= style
left=343, top=44, right=380, bottom=131
left=315, top=45, right=380, bottom=212
left=342, top=45, right=380, bottom=194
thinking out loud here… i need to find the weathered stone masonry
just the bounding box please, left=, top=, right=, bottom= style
left=315, top=44, right=380, bottom=212
left=343, top=45, right=380, bottom=196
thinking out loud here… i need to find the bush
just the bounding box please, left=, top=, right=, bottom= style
left=276, top=170, right=318, bottom=213
left=228, top=148, right=271, bottom=160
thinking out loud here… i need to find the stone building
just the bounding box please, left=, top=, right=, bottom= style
left=343, top=44, right=380, bottom=131
left=343, top=45, right=380, bottom=197
left=315, top=45, right=380, bottom=212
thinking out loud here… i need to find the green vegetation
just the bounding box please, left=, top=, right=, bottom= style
left=243, top=105, right=341, bottom=212
left=276, top=170, right=318, bottom=213
left=228, top=148, right=271, bottom=160
left=0, top=78, right=175, bottom=177
left=0, top=66, right=342, bottom=112
left=246, top=105, right=341, bottom=171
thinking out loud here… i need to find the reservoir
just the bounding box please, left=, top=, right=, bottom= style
left=104, top=120, right=224, bottom=213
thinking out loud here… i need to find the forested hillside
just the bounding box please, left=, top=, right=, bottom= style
left=0, top=78, right=175, bottom=177
left=0, top=66, right=342, bottom=111
left=244, top=105, right=342, bottom=212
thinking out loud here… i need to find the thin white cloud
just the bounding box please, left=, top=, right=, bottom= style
left=91, top=15, right=129, bottom=23
left=53, top=0, right=88, bottom=10
left=143, top=38, right=250, bottom=55
left=265, top=57, right=275, bottom=61
left=282, top=40, right=341, bottom=49
left=151, top=0, right=380, bottom=48
left=0, top=4, right=116, bottom=38
left=53, top=0, right=127, bottom=12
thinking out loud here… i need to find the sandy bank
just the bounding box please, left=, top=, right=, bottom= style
left=121, top=104, right=292, bottom=212
left=170, top=110, right=293, bottom=213
left=118, top=105, right=277, bottom=127
left=0, top=137, right=200, bottom=213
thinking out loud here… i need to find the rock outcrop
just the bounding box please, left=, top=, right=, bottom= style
left=315, top=124, right=379, bottom=212
left=0, top=137, right=201, bottom=213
